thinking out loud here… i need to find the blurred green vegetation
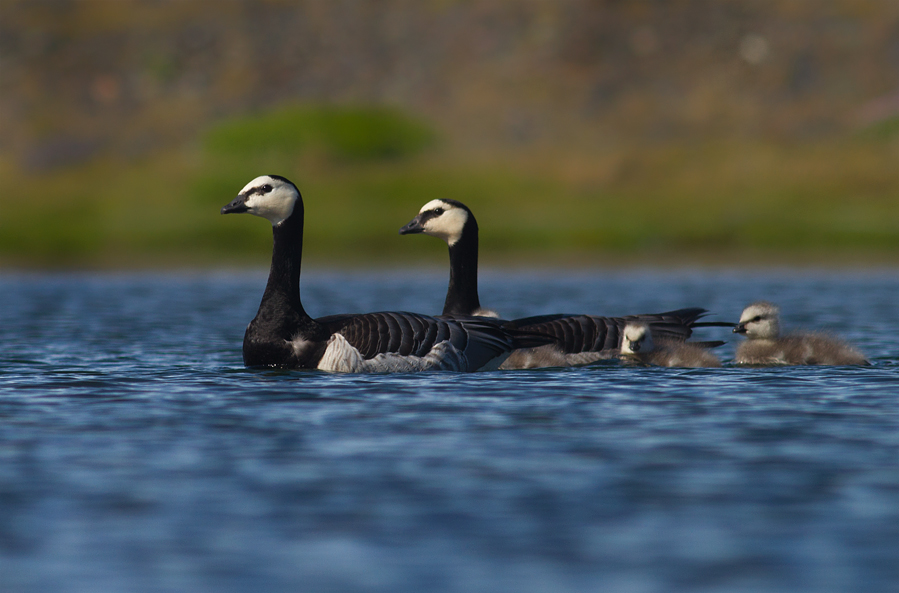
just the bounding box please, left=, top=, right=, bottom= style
left=1, top=102, right=898, bottom=269
left=203, top=105, right=436, bottom=162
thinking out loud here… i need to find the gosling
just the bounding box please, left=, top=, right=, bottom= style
left=620, top=323, right=721, bottom=368
left=733, top=301, right=868, bottom=366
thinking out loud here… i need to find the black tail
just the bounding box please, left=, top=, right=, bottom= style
left=692, top=321, right=737, bottom=328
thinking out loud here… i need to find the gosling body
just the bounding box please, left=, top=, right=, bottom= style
left=620, top=322, right=721, bottom=368
left=733, top=301, right=868, bottom=366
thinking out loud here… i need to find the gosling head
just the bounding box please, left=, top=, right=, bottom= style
left=399, top=199, right=475, bottom=247
left=733, top=301, right=780, bottom=340
left=621, top=323, right=653, bottom=355
left=221, top=175, right=301, bottom=226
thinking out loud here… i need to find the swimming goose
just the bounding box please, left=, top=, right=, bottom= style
left=400, top=198, right=730, bottom=369
left=399, top=199, right=497, bottom=317
left=221, top=175, right=547, bottom=372
left=620, top=322, right=721, bottom=368
left=733, top=301, right=868, bottom=366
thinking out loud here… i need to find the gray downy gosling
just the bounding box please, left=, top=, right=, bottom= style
left=620, top=322, right=722, bottom=368
left=733, top=301, right=868, bottom=366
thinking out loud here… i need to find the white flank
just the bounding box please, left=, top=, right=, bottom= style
left=317, top=333, right=366, bottom=372
left=317, top=334, right=468, bottom=373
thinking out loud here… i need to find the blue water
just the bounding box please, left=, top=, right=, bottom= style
left=1, top=269, right=898, bottom=593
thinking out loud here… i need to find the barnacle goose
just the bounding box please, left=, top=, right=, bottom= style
left=221, top=175, right=547, bottom=372
left=620, top=322, right=721, bottom=368
left=399, top=199, right=730, bottom=369
left=733, top=301, right=868, bottom=366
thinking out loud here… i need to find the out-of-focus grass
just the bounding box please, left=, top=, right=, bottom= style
left=1, top=103, right=898, bottom=268
left=203, top=104, right=436, bottom=162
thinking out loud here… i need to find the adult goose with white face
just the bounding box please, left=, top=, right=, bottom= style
left=399, top=198, right=730, bottom=369
left=221, top=175, right=548, bottom=372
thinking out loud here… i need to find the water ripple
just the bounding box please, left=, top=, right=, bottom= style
left=1, top=271, right=899, bottom=593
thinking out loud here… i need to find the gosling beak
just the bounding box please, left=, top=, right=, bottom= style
left=733, top=323, right=747, bottom=334
left=399, top=215, right=425, bottom=235
left=221, top=195, right=250, bottom=215
left=629, top=341, right=640, bottom=352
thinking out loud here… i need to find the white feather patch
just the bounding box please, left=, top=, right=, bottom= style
left=420, top=200, right=468, bottom=246
left=317, top=333, right=468, bottom=373
left=240, top=175, right=297, bottom=225
left=289, top=336, right=313, bottom=359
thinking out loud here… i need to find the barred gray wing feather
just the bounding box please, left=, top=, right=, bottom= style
left=617, top=308, right=709, bottom=342
left=318, top=312, right=519, bottom=370
left=507, top=314, right=617, bottom=353
left=319, top=312, right=429, bottom=358
left=509, top=308, right=713, bottom=354
left=441, top=315, right=530, bottom=370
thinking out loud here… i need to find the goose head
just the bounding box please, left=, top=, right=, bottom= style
left=221, top=175, right=300, bottom=226
left=399, top=199, right=474, bottom=247
left=621, top=323, right=653, bottom=355
left=733, top=301, right=780, bottom=339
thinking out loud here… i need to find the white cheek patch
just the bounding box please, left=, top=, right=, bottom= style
left=423, top=205, right=468, bottom=246
left=246, top=190, right=296, bottom=225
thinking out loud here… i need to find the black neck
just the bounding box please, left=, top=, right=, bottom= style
left=443, top=221, right=482, bottom=316
left=259, top=212, right=310, bottom=323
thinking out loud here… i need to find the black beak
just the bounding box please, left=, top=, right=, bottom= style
left=399, top=216, right=425, bottom=235
left=221, top=195, right=249, bottom=215
left=629, top=341, right=640, bottom=352
left=733, top=324, right=747, bottom=334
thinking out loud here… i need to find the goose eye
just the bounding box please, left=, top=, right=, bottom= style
left=261, top=184, right=273, bottom=193
left=433, top=208, right=444, bottom=215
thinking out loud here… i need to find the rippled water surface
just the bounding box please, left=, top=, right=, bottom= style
left=2, top=269, right=898, bottom=593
